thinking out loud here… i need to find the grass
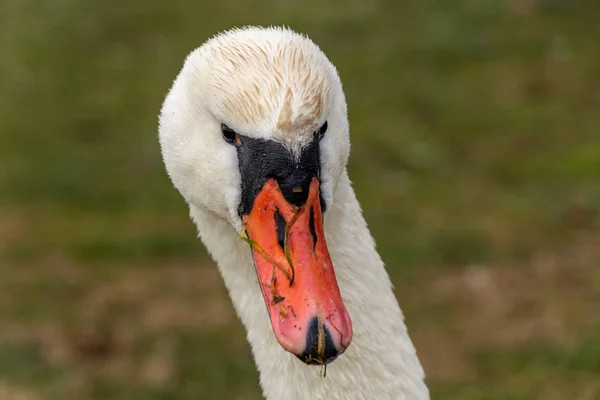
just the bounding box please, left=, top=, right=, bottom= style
left=1, top=0, right=599, bottom=398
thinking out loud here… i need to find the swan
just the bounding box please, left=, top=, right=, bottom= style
left=158, top=26, right=429, bottom=399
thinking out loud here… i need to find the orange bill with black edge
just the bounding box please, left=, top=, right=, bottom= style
left=242, top=177, right=352, bottom=365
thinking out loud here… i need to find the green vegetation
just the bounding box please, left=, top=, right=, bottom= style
left=1, top=0, right=599, bottom=398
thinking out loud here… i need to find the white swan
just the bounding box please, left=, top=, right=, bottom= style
left=159, top=26, right=429, bottom=399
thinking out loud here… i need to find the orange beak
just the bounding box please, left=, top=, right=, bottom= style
left=242, top=177, right=352, bottom=365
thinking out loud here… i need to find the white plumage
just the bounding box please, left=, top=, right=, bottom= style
left=159, top=26, right=429, bottom=400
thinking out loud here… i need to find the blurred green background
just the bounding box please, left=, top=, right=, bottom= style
left=1, top=0, right=599, bottom=399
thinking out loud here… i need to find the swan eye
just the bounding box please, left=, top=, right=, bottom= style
left=315, top=121, right=327, bottom=140
left=221, top=124, right=239, bottom=145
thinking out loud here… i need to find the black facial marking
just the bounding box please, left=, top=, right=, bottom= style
left=236, top=134, right=325, bottom=216
left=274, top=210, right=286, bottom=250
left=309, top=207, right=317, bottom=250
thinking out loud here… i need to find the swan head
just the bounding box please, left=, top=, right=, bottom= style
left=159, top=26, right=352, bottom=365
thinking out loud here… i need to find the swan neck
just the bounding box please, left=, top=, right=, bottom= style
left=190, top=171, right=429, bottom=399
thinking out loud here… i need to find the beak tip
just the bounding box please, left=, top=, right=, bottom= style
left=293, top=316, right=350, bottom=365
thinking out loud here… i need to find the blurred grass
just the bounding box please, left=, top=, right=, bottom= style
left=1, top=0, right=599, bottom=398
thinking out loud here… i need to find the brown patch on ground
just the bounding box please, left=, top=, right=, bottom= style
left=139, top=338, right=175, bottom=386
left=0, top=212, right=27, bottom=241
left=0, top=385, right=39, bottom=400
left=0, top=257, right=236, bottom=392
left=0, top=211, right=28, bottom=261
left=406, top=232, right=600, bottom=382
left=42, top=262, right=232, bottom=360
left=80, top=263, right=232, bottom=335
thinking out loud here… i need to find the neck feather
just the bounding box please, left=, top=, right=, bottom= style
left=190, top=171, right=429, bottom=399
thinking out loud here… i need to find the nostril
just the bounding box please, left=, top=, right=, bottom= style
left=274, top=210, right=286, bottom=250
left=296, top=317, right=340, bottom=365
left=278, top=170, right=313, bottom=207
left=308, top=207, right=317, bottom=250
